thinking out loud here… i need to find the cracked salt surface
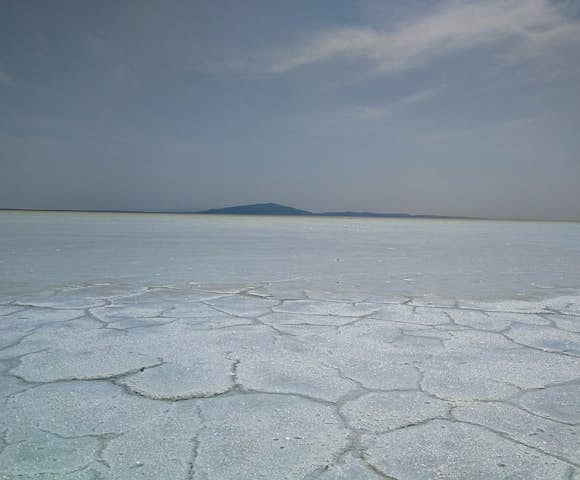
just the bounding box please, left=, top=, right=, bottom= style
left=1, top=212, right=580, bottom=479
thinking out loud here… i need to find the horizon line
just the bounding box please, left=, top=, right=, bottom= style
left=1, top=207, right=579, bottom=223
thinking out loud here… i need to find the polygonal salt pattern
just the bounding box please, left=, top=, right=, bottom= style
left=194, top=393, right=349, bottom=479
left=506, top=324, right=580, bottom=356
left=237, top=354, right=355, bottom=402
left=0, top=373, right=28, bottom=405
left=260, top=311, right=360, bottom=327
left=11, top=347, right=162, bottom=383
left=101, top=400, right=203, bottom=479
left=160, top=301, right=225, bottom=318
left=371, top=304, right=450, bottom=326
left=0, top=295, right=17, bottom=305
left=362, top=420, right=577, bottom=480
left=118, top=359, right=235, bottom=400
left=420, top=330, right=580, bottom=401
left=517, top=383, right=580, bottom=424
left=342, top=391, right=449, bottom=432
left=56, top=283, right=147, bottom=299
left=1, top=282, right=580, bottom=479
left=421, top=365, right=521, bottom=401
left=3, top=381, right=168, bottom=439
left=273, top=299, right=380, bottom=317
left=545, top=294, right=580, bottom=316
left=15, top=295, right=106, bottom=309
left=0, top=305, right=25, bottom=316
left=408, top=295, right=457, bottom=308
left=551, top=314, right=580, bottom=332
left=446, top=309, right=512, bottom=331
left=90, top=304, right=169, bottom=322
left=204, top=294, right=279, bottom=317
left=457, top=299, right=551, bottom=314
left=110, top=287, right=220, bottom=307
left=188, top=282, right=254, bottom=294
left=0, top=430, right=98, bottom=477
left=0, top=308, right=84, bottom=334
left=335, top=356, right=419, bottom=391
left=485, top=311, right=552, bottom=326
left=316, top=453, right=385, bottom=479
left=453, top=402, right=580, bottom=465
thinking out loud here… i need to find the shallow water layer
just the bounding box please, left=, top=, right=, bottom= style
left=1, top=212, right=580, bottom=479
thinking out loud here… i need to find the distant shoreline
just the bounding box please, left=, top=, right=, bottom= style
left=0, top=207, right=578, bottom=223
left=0, top=202, right=480, bottom=220
left=0, top=207, right=473, bottom=219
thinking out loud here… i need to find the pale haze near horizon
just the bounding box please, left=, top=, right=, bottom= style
left=1, top=0, right=579, bottom=220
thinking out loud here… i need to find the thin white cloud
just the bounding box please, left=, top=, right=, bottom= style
left=211, top=0, right=580, bottom=77
left=313, top=86, right=442, bottom=136
left=425, top=112, right=553, bottom=142
left=393, top=86, right=441, bottom=107
left=344, top=105, right=390, bottom=122
left=339, top=86, right=441, bottom=123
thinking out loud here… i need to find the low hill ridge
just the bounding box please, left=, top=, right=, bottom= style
left=199, top=203, right=312, bottom=216
left=197, top=203, right=467, bottom=219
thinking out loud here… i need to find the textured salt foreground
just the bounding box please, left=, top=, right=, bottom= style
left=1, top=213, right=580, bottom=479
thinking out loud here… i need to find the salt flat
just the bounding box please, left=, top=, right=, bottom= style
left=1, top=212, right=580, bottom=479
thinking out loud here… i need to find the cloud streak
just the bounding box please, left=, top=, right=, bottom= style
left=425, top=112, right=553, bottom=143
left=211, top=0, right=580, bottom=77
left=335, top=86, right=442, bottom=124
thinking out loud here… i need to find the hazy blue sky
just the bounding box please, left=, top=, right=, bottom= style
left=1, top=0, right=580, bottom=219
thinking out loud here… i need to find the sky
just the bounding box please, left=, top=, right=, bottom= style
left=1, top=0, right=580, bottom=220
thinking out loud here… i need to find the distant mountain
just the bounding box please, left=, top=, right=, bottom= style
left=197, top=203, right=469, bottom=219
left=199, top=203, right=313, bottom=216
